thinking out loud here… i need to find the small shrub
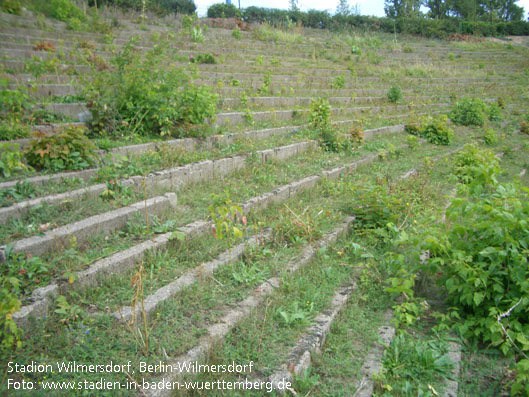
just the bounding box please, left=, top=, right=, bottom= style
left=232, top=27, right=241, bottom=40
left=420, top=115, right=454, bottom=145
left=521, top=120, right=529, bottom=135
left=66, top=17, right=82, bottom=31
left=487, top=103, right=502, bottom=121
left=0, top=277, right=22, bottom=349
left=406, top=135, right=419, bottom=149
left=189, top=53, right=216, bottom=64
left=349, top=128, right=364, bottom=147
left=25, top=126, right=97, bottom=171
left=309, top=97, right=331, bottom=132
left=0, top=121, right=30, bottom=140
left=0, top=143, right=28, bottom=177
left=190, top=25, right=204, bottom=42
left=387, top=86, right=402, bottom=103
left=406, top=115, right=453, bottom=145
left=483, top=128, right=498, bottom=145
left=449, top=98, right=489, bottom=126
left=452, top=143, right=499, bottom=184
left=331, top=75, right=346, bottom=89
left=404, top=117, right=422, bottom=136
left=33, top=41, right=56, bottom=52
left=351, top=45, right=362, bottom=55
left=403, top=44, right=413, bottom=53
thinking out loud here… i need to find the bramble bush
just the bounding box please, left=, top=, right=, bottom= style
left=25, top=126, right=97, bottom=171
left=387, top=160, right=529, bottom=393
left=85, top=40, right=218, bottom=138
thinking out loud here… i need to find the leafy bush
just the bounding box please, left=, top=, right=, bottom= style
left=190, top=25, right=204, bottom=42
left=520, top=119, right=529, bottom=135
left=42, top=0, right=86, bottom=22
left=1, top=0, right=22, bottom=15
left=484, top=128, right=498, bottom=145
left=0, top=277, right=21, bottom=350
left=232, top=27, right=242, bottom=39
left=449, top=98, right=500, bottom=126
left=420, top=115, right=454, bottom=145
left=3, top=245, right=49, bottom=297
left=387, top=85, right=402, bottom=103
left=189, top=53, right=216, bottom=64
left=331, top=75, right=346, bottom=89
left=487, top=103, right=503, bottom=121
left=406, top=115, right=453, bottom=145
left=452, top=144, right=499, bottom=184
left=0, top=143, right=28, bottom=177
left=309, top=97, right=331, bottom=132
left=0, top=121, right=30, bottom=140
left=207, top=3, right=241, bottom=18
left=436, top=178, right=529, bottom=359
left=24, top=126, right=97, bottom=171
left=85, top=41, right=218, bottom=137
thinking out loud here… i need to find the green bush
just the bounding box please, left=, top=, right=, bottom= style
left=232, top=27, right=241, bottom=39
left=309, top=97, right=331, bottom=132
left=85, top=41, right=218, bottom=137
left=331, top=75, right=346, bottom=89
left=484, top=128, right=498, bottom=145
left=521, top=120, right=529, bottom=135
left=0, top=278, right=21, bottom=350
left=189, top=52, right=216, bottom=64
left=0, top=143, right=28, bottom=177
left=437, top=177, right=529, bottom=358
left=449, top=98, right=494, bottom=126
left=420, top=115, right=454, bottom=145
left=1, top=0, right=22, bottom=14
left=46, top=0, right=86, bottom=22
left=387, top=86, right=402, bottom=103
left=452, top=144, right=499, bottom=184
left=24, top=126, right=97, bottom=171
left=0, top=121, right=30, bottom=140
left=406, top=115, right=453, bottom=145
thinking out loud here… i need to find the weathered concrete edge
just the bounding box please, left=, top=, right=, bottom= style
left=12, top=143, right=380, bottom=329
left=443, top=341, right=462, bottom=397
left=4, top=193, right=178, bottom=259
left=267, top=282, right=357, bottom=390
left=146, top=217, right=355, bottom=397
left=113, top=230, right=273, bottom=323
left=354, top=309, right=395, bottom=397
left=0, top=140, right=314, bottom=224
